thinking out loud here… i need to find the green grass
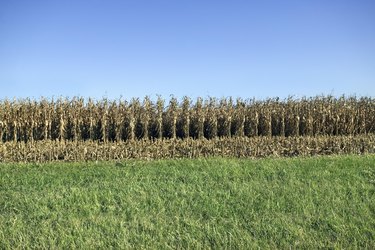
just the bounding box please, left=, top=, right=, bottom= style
left=1, top=155, right=374, bottom=249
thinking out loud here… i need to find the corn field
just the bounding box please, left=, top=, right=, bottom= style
left=0, top=95, right=374, bottom=162
left=0, top=95, right=374, bottom=142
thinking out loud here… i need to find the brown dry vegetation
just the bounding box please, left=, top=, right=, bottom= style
left=0, top=135, right=374, bottom=162
left=0, top=95, right=374, bottom=142
left=0, top=95, right=374, bottom=162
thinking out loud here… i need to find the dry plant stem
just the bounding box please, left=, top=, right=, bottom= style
left=0, top=95, right=373, bottom=142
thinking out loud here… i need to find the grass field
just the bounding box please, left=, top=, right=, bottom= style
left=1, top=155, right=374, bottom=248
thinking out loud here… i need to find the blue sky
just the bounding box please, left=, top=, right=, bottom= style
left=1, top=0, right=374, bottom=100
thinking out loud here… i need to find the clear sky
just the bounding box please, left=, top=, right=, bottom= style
left=1, top=0, right=374, bottom=100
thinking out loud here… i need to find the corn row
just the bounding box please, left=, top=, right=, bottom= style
left=0, top=95, right=374, bottom=142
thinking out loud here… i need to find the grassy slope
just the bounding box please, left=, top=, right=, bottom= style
left=0, top=155, right=374, bottom=249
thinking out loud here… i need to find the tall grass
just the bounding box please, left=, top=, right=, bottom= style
left=1, top=156, right=374, bottom=248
